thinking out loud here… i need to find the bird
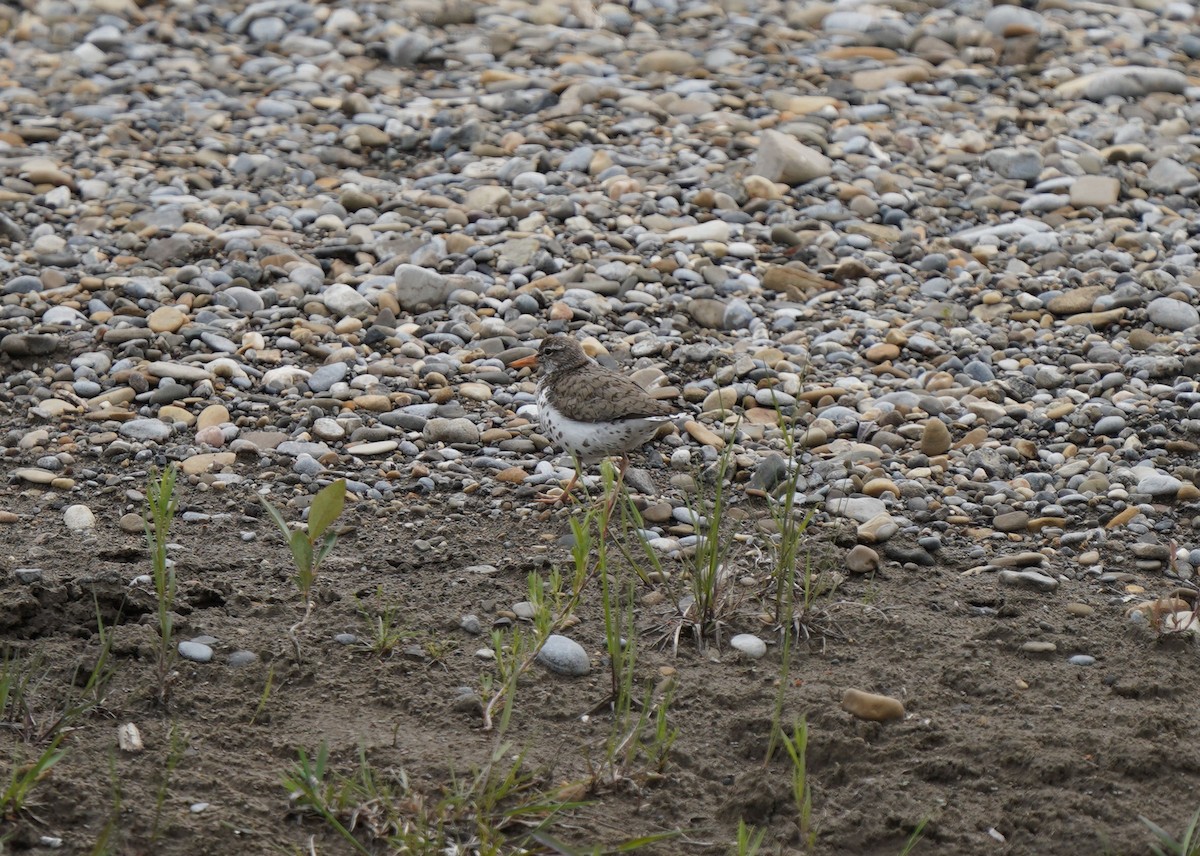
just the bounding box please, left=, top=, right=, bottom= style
left=511, top=335, right=681, bottom=503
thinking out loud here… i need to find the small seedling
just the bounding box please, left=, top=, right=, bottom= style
left=899, top=817, right=929, bottom=856
left=779, top=716, right=815, bottom=848
left=355, top=587, right=405, bottom=659
left=1143, top=808, right=1200, bottom=856
left=151, top=723, right=188, bottom=843
left=261, top=479, right=346, bottom=659
left=283, top=743, right=371, bottom=855
left=731, top=819, right=766, bottom=856
left=249, top=664, right=275, bottom=726
left=1, top=733, right=65, bottom=819
left=145, top=465, right=179, bottom=705
left=89, top=754, right=124, bottom=856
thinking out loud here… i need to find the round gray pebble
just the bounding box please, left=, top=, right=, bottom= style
left=536, top=634, right=590, bottom=676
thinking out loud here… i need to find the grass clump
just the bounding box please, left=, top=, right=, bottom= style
left=284, top=741, right=607, bottom=855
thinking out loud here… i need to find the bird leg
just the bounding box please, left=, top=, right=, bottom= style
left=535, top=467, right=580, bottom=504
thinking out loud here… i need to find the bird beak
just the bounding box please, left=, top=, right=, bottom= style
left=510, top=354, right=537, bottom=369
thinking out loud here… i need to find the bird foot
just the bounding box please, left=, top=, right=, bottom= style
left=535, top=489, right=572, bottom=505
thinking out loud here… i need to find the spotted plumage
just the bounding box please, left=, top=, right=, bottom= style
left=512, top=336, right=681, bottom=501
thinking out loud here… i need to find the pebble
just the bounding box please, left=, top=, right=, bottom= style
left=841, top=689, right=905, bottom=722
left=845, top=545, right=881, bottom=575
left=729, top=634, right=767, bottom=659
left=999, top=570, right=1059, bottom=592
left=536, top=635, right=590, bottom=676
left=178, top=641, right=214, bottom=663
left=120, top=420, right=172, bottom=443
left=423, top=418, right=480, bottom=445
left=753, top=130, right=833, bottom=185
left=63, top=505, right=96, bottom=532
left=919, top=420, right=951, bottom=456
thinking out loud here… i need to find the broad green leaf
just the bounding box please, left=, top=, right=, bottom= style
left=290, top=530, right=313, bottom=576
left=308, top=479, right=346, bottom=540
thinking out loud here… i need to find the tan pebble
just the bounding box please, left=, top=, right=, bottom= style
left=1021, top=641, right=1056, bottom=654
left=1065, top=603, right=1094, bottom=617
left=196, top=425, right=225, bottom=447
left=495, top=467, right=527, bottom=484
left=841, top=688, right=904, bottom=722
left=589, top=150, right=614, bottom=174
left=956, top=426, right=988, bottom=449
left=411, top=463, right=429, bottom=478
left=159, top=405, right=195, bottom=426
left=919, top=418, right=951, bottom=455
left=479, top=428, right=513, bottom=443
left=863, top=478, right=899, bottom=498
left=641, top=501, right=673, bottom=524
left=743, top=174, right=785, bottom=199
left=1106, top=507, right=1139, bottom=528
left=701, top=387, right=738, bottom=412
left=1077, top=551, right=1100, bottom=565
left=800, top=426, right=828, bottom=447
left=181, top=453, right=235, bottom=475
left=1179, top=483, right=1200, bottom=502
left=458, top=382, right=492, bottom=402
left=857, top=513, right=898, bottom=544
left=684, top=420, right=725, bottom=449
left=147, top=306, right=187, bottom=333
left=353, top=394, right=391, bottom=412
left=1028, top=516, right=1067, bottom=531
left=796, top=387, right=846, bottom=403
left=641, top=590, right=667, bottom=607
left=0, top=511, right=18, bottom=523
left=118, top=512, right=144, bottom=534
left=32, top=399, right=79, bottom=419
left=196, top=404, right=230, bottom=430
left=579, top=338, right=607, bottom=359
left=334, top=317, right=362, bottom=334
left=50, top=478, right=75, bottom=490
left=1015, top=678, right=1029, bottom=690
left=845, top=544, right=880, bottom=574
left=744, top=407, right=780, bottom=426
left=865, top=342, right=900, bottom=362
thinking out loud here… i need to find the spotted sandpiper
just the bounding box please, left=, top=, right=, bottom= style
left=511, top=336, right=681, bottom=503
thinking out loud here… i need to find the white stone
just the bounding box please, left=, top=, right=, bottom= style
left=63, top=504, right=96, bottom=531
left=752, top=129, right=833, bottom=185
left=322, top=283, right=373, bottom=319
left=730, top=634, right=767, bottom=659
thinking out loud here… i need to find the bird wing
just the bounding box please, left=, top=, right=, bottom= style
left=552, top=367, right=678, bottom=423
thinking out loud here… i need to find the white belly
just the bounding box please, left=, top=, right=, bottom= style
left=536, top=390, right=671, bottom=463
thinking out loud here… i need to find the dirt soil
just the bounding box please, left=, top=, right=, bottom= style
left=3, top=462, right=1200, bottom=856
